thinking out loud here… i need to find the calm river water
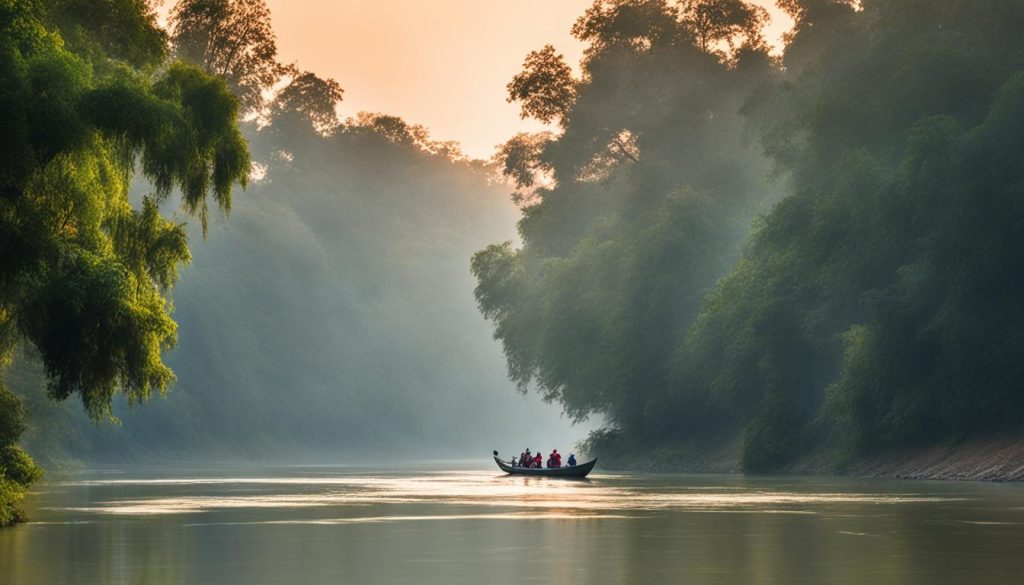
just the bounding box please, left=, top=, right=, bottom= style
left=3, top=465, right=1024, bottom=584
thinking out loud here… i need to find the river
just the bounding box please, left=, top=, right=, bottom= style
left=3, top=465, right=1023, bottom=584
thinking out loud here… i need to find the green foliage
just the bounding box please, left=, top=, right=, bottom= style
left=678, top=0, right=770, bottom=57
left=269, top=70, right=344, bottom=134
left=170, top=0, right=286, bottom=114
left=6, top=0, right=572, bottom=465
left=0, top=478, right=27, bottom=526
left=476, top=0, right=1024, bottom=472
left=683, top=0, right=1024, bottom=469
left=475, top=0, right=773, bottom=442
left=0, top=446, right=43, bottom=486
left=45, top=0, right=167, bottom=69
left=6, top=91, right=573, bottom=462
left=0, top=382, right=40, bottom=526
left=507, top=45, right=577, bottom=125
left=0, top=444, right=41, bottom=526
left=493, top=132, right=554, bottom=204
left=571, top=0, right=681, bottom=62
left=0, top=384, right=26, bottom=447
left=0, top=0, right=248, bottom=419
left=2, top=347, right=80, bottom=466
left=0, top=0, right=248, bottom=522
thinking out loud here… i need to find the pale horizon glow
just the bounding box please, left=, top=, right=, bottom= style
left=260, top=1, right=792, bottom=159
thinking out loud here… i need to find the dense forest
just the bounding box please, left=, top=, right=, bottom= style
left=0, top=0, right=249, bottom=523
left=9, top=112, right=576, bottom=465
left=0, top=0, right=575, bottom=524
left=474, top=0, right=1024, bottom=472
left=4, top=0, right=1024, bottom=528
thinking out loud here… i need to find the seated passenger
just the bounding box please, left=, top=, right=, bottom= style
left=532, top=452, right=543, bottom=468
left=567, top=453, right=577, bottom=467
left=551, top=449, right=561, bottom=467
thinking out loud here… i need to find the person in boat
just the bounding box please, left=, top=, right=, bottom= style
left=567, top=453, right=577, bottom=467
left=532, top=451, right=543, bottom=468
left=521, top=449, right=531, bottom=467
left=546, top=449, right=561, bottom=468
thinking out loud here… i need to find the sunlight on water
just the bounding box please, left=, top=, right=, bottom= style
left=7, top=468, right=1024, bottom=585
left=184, top=512, right=635, bottom=526
left=50, top=471, right=965, bottom=516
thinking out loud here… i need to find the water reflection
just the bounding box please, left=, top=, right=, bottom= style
left=47, top=471, right=966, bottom=516
left=3, top=468, right=1024, bottom=585
left=186, top=512, right=633, bottom=526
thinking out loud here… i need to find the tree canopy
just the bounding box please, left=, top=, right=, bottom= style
left=476, top=0, right=774, bottom=432
left=474, top=0, right=1024, bottom=472
left=507, top=45, right=577, bottom=125
left=170, top=0, right=286, bottom=114
left=0, top=0, right=248, bottom=523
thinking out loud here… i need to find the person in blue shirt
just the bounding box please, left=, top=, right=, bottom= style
left=567, top=453, right=577, bottom=467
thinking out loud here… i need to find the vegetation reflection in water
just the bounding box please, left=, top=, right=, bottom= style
left=7, top=469, right=1024, bottom=585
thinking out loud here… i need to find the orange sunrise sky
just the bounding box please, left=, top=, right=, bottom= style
left=211, top=1, right=793, bottom=159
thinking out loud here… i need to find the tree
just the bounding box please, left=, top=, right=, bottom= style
left=507, top=45, right=578, bottom=125
left=475, top=0, right=772, bottom=451
left=0, top=0, right=248, bottom=524
left=473, top=0, right=1024, bottom=474
left=493, top=132, right=555, bottom=205
left=344, top=112, right=427, bottom=147
left=775, top=0, right=857, bottom=45
left=679, top=0, right=1024, bottom=470
left=571, top=0, right=681, bottom=61
left=678, top=0, right=770, bottom=57
left=342, top=112, right=463, bottom=158
left=269, top=70, right=345, bottom=134
left=776, top=0, right=856, bottom=26
left=45, top=0, right=168, bottom=68
left=170, top=0, right=286, bottom=114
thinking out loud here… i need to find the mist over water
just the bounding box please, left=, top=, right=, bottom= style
left=5, top=2, right=1024, bottom=583
left=15, top=123, right=592, bottom=464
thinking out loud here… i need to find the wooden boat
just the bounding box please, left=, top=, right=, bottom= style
left=493, top=451, right=597, bottom=478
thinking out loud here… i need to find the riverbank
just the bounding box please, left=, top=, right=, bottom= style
left=838, top=436, right=1024, bottom=482
left=595, top=434, right=1024, bottom=482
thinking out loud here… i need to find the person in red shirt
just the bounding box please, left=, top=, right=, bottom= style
left=532, top=452, right=543, bottom=468
left=550, top=449, right=562, bottom=468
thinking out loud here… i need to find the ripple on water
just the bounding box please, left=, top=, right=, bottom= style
left=45, top=471, right=968, bottom=517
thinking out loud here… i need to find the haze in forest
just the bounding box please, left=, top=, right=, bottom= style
left=5, top=0, right=1024, bottom=527
left=214, top=0, right=791, bottom=158
left=5, top=0, right=593, bottom=469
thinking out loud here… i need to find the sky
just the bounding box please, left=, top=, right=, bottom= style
left=259, top=0, right=792, bottom=159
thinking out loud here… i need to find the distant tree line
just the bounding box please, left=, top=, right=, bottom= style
left=4, top=0, right=565, bottom=483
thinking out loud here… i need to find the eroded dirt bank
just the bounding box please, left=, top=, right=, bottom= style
left=598, top=435, right=1024, bottom=482
left=839, top=436, right=1024, bottom=482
